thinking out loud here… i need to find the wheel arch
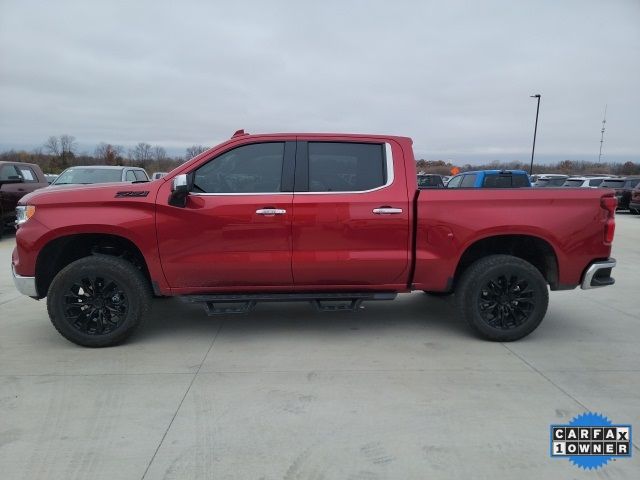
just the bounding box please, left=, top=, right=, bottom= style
left=35, top=233, right=153, bottom=298
left=453, top=234, right=560, bottom=290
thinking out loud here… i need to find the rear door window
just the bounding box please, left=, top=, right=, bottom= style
left=460, top=174, right=477, bottom=187
left=563, top=179, right=584, bottom=187
left=483, top=174, right=512, bottom=188
left=16, top=166, right=37, bottom=182
left=589, top=179, right=604, bottom=186
left=600, top=179, right=625, bottom=188
left=307, top=142, right=386, bottom=192
left=513, top=175, right=530, bottom=187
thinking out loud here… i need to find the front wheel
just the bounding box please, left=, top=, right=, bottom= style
left=47, top=255, right=151, bottom=347
left=455, top=255, right=549, bottom=341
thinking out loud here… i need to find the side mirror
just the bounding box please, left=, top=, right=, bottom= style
left=168, top=173, right=193, bottom=207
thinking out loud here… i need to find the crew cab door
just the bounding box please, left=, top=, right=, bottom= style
left=291, top=139, right=411, bottom=288
left=156, top=141, right=295, bottom=289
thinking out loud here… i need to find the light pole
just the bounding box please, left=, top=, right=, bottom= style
left=529, top=94, right=541, bottom=175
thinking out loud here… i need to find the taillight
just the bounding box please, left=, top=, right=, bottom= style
left=600, top=195, right=616, bottom=245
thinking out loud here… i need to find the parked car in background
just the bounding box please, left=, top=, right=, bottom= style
left=44, top=174, right=59, bottom=184
left=446, top=170, right=531, bottom=188
left=50, top=166, right=150, bottom=186
left=417, top=174, right=444, bottom=189
left=0, top=161, right=48, bottom=237
left=152, top=172, right=168, bottom=180
left=562, top=176, right=612, bottom=188
left=599, top=177, right=640, bottom=210
left=441, top=175, right=451, bottom=185
left=533, top=174, right=568, bottom=187
left=629, top=184, right=640, bottom=214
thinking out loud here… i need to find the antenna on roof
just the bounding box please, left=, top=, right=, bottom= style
left=232, top=129, right=248, bottom=138
left=598, top=105, right=607, bottom=163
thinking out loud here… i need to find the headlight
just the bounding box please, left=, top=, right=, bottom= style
left=15, top=205, right=36, bottom=226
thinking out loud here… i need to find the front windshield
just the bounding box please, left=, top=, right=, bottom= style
left=53, top=168, right=123, bottom=185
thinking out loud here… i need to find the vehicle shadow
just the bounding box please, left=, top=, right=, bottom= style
left=142, top=292, right=470, bottom=340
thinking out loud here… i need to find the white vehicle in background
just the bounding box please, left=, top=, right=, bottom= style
left=562, top=176, right=613, bottom=188
left=533, top=174, right=569, bottom=187
left=151, top=172, right=168, bottom=180
left=50, top=166, right=150, bottom=186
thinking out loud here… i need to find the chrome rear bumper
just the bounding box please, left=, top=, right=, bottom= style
left=581, top=258, right=616, bottom=290
left=11, top=264, right=38, bottom=297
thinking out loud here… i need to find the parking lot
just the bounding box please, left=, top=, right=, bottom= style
left=0, top=214, right=638, bottom=479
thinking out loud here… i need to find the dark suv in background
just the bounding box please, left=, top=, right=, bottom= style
left=600, top=177, right=640, bottom=210
left=0, top=161, right=48, bottom=237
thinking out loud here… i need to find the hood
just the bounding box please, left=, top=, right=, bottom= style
left=19, top=182, right=159, bottom=206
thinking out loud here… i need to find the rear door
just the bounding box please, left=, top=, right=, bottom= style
left=291, top=139, right=410, bottom=288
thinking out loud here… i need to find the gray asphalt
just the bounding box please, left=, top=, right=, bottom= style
left=1, top=215, right=639, bottom=479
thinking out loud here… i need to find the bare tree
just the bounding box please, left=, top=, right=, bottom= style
left=185, top=145, right=208, bottom=161
left=95, top=143, right=124, bottom=165
left=153, top=146, right=168, bottom=162
left=60, top=135, right=77, bottom=156
left=129, top=142, right=153, bottom=167
left=44, top=136, right=60, bottom=156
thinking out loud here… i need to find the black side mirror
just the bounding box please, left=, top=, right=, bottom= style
left=168, top=173, right=193, bottom=207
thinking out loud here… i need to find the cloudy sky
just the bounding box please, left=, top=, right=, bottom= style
left=1, top=0, right=638, bottom=163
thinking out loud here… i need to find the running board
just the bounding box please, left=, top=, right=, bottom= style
left=181, top=292, right=397, bottom=316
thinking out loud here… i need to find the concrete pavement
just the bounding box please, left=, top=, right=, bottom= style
left=1, top=215, right=639, bottom=479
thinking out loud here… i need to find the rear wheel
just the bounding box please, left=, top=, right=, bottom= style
left=47, top=255, right=151, bottom=347
left=455, top=255, right=548, bottom=341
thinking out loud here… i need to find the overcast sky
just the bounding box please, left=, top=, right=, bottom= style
left=1, top=0, right=639, bottom=162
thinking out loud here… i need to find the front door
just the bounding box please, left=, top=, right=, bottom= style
left=156, top=141, right=295, bottom=289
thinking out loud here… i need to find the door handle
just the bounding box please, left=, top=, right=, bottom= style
left=373, top=207, right=403, bottom=215
left=256, top=208, right=286, bottom=216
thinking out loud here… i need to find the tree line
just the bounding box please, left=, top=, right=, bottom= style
left=416, top=158, right=640, bottom=176
left=0, top=134, right=210, bottom=174
left=1, top=135, right=638, bottom=178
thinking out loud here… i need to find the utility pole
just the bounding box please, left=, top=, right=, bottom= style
left=529, top=94, right=541, bottom=175
left=598, top=105, right=607, bottom=163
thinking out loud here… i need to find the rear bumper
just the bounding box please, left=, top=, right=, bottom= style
left=581, top=258, right=616, bottom=290
left=11, top=263, right=38, bottom=297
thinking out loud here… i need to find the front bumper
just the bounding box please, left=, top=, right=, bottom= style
left=11, top=264, right=38, bottom=297
left=629, top=201, right=640, bottom=212
left=581, top=258, right=616, bottom=290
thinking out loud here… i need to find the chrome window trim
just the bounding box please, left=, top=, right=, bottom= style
left=189, top=142, right=394, bottom=197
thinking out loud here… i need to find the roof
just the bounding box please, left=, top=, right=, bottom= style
left=459, top=169, right=529, bottom=175
left=565, top=176, right=613, bottom=181
left=62, top=165, right=137, bottom=170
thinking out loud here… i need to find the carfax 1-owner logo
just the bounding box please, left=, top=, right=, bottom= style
left=550, top=412, right=632, bottom=470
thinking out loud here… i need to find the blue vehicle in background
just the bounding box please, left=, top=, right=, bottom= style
left=446, top=169, right=531, bottom=188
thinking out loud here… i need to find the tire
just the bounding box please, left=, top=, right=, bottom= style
left=423, top=291, right=453, bottom=297
left=631, top=209, right=639, bottom=215
left=47, top=255, right=151, bottom=347
left=455, top=255, right=548, bottom=341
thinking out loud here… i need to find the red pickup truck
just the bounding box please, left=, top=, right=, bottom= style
left=11, top=132, right=617, bottom=347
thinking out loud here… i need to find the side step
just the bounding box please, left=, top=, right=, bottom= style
left=181, top=292, right=397, bottom=316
